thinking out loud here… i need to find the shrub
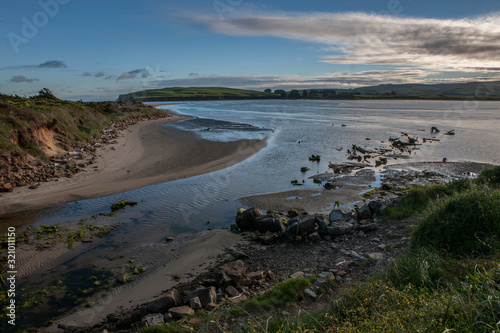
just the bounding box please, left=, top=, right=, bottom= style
left=475, top=166, right=500, bottom=188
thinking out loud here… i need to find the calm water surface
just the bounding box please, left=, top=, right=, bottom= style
left=4, top=100, right=500, bottom=244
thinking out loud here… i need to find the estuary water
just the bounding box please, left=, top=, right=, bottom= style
left=6, top=100, right=500, bottom=244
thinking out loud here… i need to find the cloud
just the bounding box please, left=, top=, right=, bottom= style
left=82, top=72, right=92, bottom=77
left=95, top=71, right=105, bottom=77
left=38, top=60, right=67, bottom=68
left=147, top=69, right=448, bottom=90
left=10, top=75, right=39, bottom=83
left=117, top=69, right=150, bottom=80
left=194, top=11, right=500, bottom=72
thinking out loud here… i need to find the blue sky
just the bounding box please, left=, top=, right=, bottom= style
left=2, top=0, right=500, bottom=100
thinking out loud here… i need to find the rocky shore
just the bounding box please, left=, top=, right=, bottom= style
left=0, top=114, right=172, bottom=194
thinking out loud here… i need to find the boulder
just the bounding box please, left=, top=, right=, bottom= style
left=357, top=204, right=372, bottom=220
left=368, top=200, right=383, bottom=215
left=141, top=314, right=164, bottom=327
left=215, top=260, right=250, bottom=287
left=329, top=207, right=352, bottom=222
left=235, top=208, right=264, bottom=231
left=285, top=214, right=316, bottom=235
left=189, top=287, right=217, bottom=307
left=290, top=271, right=305, bottom=279
left=0, top=183, right=14, bottom=193
left=256, top=215, right=286, bottom=234
left=327, top=222, right=354, bottom=235
left=146, top=289, right=181, bottom=313
left=247, top=271, right=265, bottom=282
left=225, top=285, right=240, bottom=297
left=304, top=288, right=317, bottom=299
left=189, top=297, right=202, bottom=310
left=168, top=306, right=195, bottom=318
left=314, top=213, right=330, bottom=230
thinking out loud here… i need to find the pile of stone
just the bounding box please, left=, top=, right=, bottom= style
left=98, top=260, right=276, bottom=331
left=234, top=199, right=398, bottom=245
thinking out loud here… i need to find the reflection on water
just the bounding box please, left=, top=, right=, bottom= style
left=2, top=100, right=499, bottom=240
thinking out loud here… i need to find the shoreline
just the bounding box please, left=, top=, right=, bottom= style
left=0, top=115, right=267, bottom=217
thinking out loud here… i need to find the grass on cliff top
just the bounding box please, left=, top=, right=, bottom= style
left=0, top=89, right=167, bottom=169
left=142, top=167, right=500, bottom=333
left=126, top=87, right=275, bottom=99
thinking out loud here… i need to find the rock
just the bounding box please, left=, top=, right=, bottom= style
left=313, top=278, right=328, bottom=288
left=116, top=272, right=129, bottom=284
left=165, top=236, right=175, bottom=242
left=206, top=303, right=218, bottom=311
left=368, top=200, right=383, bottom=215
left=329, top=207, right=352, bottom=222
left=168, top=306, right=195, bottom=318
left=290, top=271, right=305, bottom=279
left=304, top=288, right=317, bottom=299
left=146, top=289, right=181, bottom=312
left=188, top=318, right=203, bottom=325
left=308, top=231, right=321, bottom=242
left=141, top=314, right=164, bottom=327
left=256, top=215, right=286, bottom=234
left=225, top=286, right=240, bottom=297
left=357, top=223, right=379, bottom=232
left=163, top=313, right=174, bottom=322
left=285, top=214, right=316, bottom=236
left=260, top=231, right=278, bottom=245
left=235, top=208, right=264, bottom=231
left=366, top=252, right=385, bottom=261
left=248, top=271, right=265, bottom=282
left=315, top=213, right=330, bottom=230
left=318, top=272, right=334, bottom=280
left=327, top=222, right=354, bottom=235
left=0, top=183, right=14, bottom=192
left=227, top=248, right=250, bottom=259
left=189, top=287, right=217, bottom=307
left=189, top=297, right=202, bottom=310
left=266, top=270, right=275, bottom=280
left=357, top=204, right=372, bottom=220
left=215, top=260, right=250, bottom=287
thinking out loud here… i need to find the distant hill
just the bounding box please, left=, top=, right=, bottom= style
left=335, top=81, right=500, bottom=99
left=118, top=81, right=500, bottom=101
left=118, top=87, right=275, bottom=102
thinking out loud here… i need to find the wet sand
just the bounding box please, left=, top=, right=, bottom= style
left=0, top=116, right=267, bottom=215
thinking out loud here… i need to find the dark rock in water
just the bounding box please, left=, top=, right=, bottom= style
left=327, top=222, right=354, bottom=235
left=314, top=213, right=330, bottom=230
left=285, top=214, right=316, bottom=236
left=357, top=204, right=372, bottom=220
left=323, top=182, right=335, bottom=190
left=329, top=207, right=352, bottom=222
left=256, top=215, right=286, bottom=234
left=235, top=208, right=264, bottom=231
left=313, top=178, right=322, bottom=184
left=300, top=167, right=310, bottom=172
left=215, top=260, right=250, bottom=287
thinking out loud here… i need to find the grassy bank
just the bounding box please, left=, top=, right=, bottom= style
left=138, top=166, right=500, bottom=332
left=0, top=89, right=169, bottom=172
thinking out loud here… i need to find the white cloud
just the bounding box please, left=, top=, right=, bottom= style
left=194, top=11, right=500, bottom=72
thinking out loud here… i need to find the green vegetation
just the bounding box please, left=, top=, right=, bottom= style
left=119, top=87, right=276, bottom=101
left=0, top=89, right=168, bottom=171
left=110, top=199, right=138, bottom=212
left=119, top=81, right=500, bottom=102
left=174, top=167, right=500, bottom=332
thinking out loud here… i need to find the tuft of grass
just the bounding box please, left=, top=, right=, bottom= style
left=411, top=185, right=500, bottom=256
left=228, top=278, right=311, bottom=317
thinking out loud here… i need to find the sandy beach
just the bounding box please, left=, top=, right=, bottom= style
left=0, top=116, right=266, bottom=216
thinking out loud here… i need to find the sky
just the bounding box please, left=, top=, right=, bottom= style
left=2, top=0, right=500, bottom=101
